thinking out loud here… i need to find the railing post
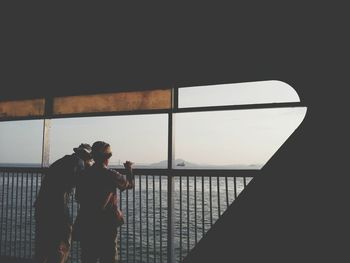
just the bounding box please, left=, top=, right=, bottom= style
left=41, top=119, right=51, bottom=167
left=167, top=87, right=178, bottom=263
left=42, top=97, right=53, bottom=168
left=167, top=174, right=175, bottom=263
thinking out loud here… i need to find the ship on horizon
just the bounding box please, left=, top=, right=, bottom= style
left=176, top=161, right=185, bottom=167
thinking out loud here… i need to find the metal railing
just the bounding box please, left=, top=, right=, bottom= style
left=0, top=167, right=255, bottom=262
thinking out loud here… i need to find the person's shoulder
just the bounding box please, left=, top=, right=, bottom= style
left=49, top=154, right=79, bottom=173
left=103, top=168, right=124, bottom=180
left=51, top=154, right=73, bottom=164
left=106, top=168, right=121, bottom=175
left=68, top=154, right=81, bottom=164
left=49, top=155, right=68, bottom=168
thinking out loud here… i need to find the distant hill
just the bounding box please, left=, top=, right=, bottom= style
left=149, top=159, right=262, bottom=169
left=149, top=158, right=199, bottom=168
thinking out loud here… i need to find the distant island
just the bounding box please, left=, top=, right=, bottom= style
left=111, top=159, right=263, bottom=169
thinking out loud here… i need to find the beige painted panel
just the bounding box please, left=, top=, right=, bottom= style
left=0, top=99, right=45, bottom=118
left=53, top=89, right=171, bottom=115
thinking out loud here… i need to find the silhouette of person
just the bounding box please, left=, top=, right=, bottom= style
left=75, top=141, right=134, bottom=263
left=34, top=143, right=93, bottom=263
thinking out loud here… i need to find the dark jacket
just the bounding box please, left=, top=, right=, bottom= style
left=75, top=163, right=134, bottom=230
left=34, top=154, right=85, bottom=224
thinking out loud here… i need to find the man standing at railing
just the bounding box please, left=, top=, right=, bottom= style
left=34, top=143, right=93, bottom=263
left=74, top=141, right=134, bottom=263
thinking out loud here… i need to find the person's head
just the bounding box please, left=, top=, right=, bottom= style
left=73, top=143, right=93, bottom=165
left=91, top=141, right=112, bottom=165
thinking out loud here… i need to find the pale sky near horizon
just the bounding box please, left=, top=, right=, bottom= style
left=0, top=81, right=306, bottom=168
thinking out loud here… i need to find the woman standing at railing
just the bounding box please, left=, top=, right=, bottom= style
left=74, top=141, right=134, bottom=263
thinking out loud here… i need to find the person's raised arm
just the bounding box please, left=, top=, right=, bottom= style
left=109, top=161, right=135, bottom=191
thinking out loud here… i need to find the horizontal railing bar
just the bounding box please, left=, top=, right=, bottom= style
left=130, top=169, right=259, bottom=177
left=0, top=167, right=47, bottom=173
left=0, top=167, right=259, bottom=177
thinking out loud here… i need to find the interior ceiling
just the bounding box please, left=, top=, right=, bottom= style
left=0, top=46, right=281, bottom=99
left=0, top=53, right=303, bottom=102
left=0, top=7, right=316, bottom=105
left=0, top=34, right=313, bottom=104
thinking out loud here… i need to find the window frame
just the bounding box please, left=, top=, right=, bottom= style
left=0, top=83, right=306, bottom=172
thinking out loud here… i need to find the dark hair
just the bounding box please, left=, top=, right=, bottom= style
left=91, top=141, right=112, bottom=162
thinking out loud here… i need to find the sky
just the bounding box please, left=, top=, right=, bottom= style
left=0, top=81, right=306, bottom=168
left=178, top=80, right=300, bottom=107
